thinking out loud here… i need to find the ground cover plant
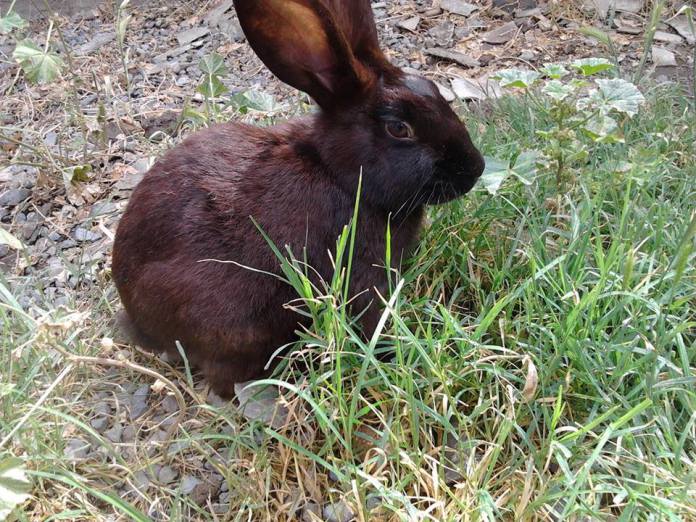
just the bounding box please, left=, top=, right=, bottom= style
left=1, top=1, right=695, bottom=521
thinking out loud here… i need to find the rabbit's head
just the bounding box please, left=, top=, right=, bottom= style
left=235, top=0, right=485, bottom=214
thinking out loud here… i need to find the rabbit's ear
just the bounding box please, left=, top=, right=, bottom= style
left=323, top=0, right=394, bottom=73
left=234, top=0, right=374, bottom=109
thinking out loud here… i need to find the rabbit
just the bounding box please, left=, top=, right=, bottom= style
left=111, top=0, right=485, bottom=398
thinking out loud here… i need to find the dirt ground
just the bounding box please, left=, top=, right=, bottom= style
left=1, top=0, right=694, bottom=518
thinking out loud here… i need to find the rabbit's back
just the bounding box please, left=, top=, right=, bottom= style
left=112, top=120, right=351, bottom=394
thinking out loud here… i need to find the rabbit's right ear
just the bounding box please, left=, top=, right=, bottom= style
left=233, top=0, right=373, bottom=110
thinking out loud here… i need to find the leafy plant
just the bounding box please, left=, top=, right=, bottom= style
left=485, top=59, right=645, bottom=191
left=0, top=456, right=31, bottom=519
left=0, top=8, right=25, bottom=34
left=12, top=26, right=64, bottom=84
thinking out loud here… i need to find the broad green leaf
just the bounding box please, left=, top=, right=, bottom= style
left=198, top=53, right=227, bottom=76
left=571, top=57, right=614, bottom=76
left=0, top=228, right=24, bottom=250
left=582, top=114, right=621, bottom=143
left=229, top=90, right=279, bottom=113
left=12, top=39, right=64, bottom=84
left=479, top=156, right=509, bottom=195
left=541, top=63, right=569, bottom=79
left=578, top=79, right=645, bottom=117
left=0, top=11, right=26, bottom=34
left=509, top=150, right=539, bottom=184
left=493, top=69, right=540, bottom=89
left=0, top=457, right=31, bottom=519
left=594, top=79, right=645, bottom=116
left=70, top=164, right=92, bottom=183
left=542, top=80, right=574, bottom=101
left=197, top=74, right=228, bottom=98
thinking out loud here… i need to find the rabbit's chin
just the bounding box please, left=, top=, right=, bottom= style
left=422, top=176, right=479, bottom=205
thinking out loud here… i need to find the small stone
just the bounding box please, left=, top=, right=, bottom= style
left=518, top=49, right=536, bottom=62
left=48, top=231, right=62, bottom=241
left=440, top=0, right=478, bottom=17
left=451, top=77, right=485, bottom=100
left=652, top=46, right=677, bottom=67
left=424, top=48, right=479, bottom=68
left=129, top=384, right=150, bottom=420
left=133, top=470, right=151, bottom=490
left=323, top=501, right=354, bottom=522
left=122, top=425, right=137, bottom=442
left=667, top=16, right=696, bottom=46
left=616, top=0, right=644, bottom=13
left=366, top=495, right=382, bottom=511
left=0, top=188, right=31, bottom=207
left=234, top=382, right=289, bottom=429
left=397, top=16, right=420, bottom=32
left=73, top=227, right=101, bottom=242
left=218, top=18, right=244, bottom=42
left=302, top=503, right=322, bottom=522
left=482, top=21, right=519, bottom=44
left=158, top=465, right=178, bottom=484
left=176, top=26, right=210, bottom=46
left=435, top=82, right=456, bottom=102
left=428, top=21, right=454, bottom=46
left=653, top=31, right=683, bottom=45
left=90, top=416, right=109, bottom=432
left=161, top=394, right=179, bottom=414
left=180, top=475, right=202, bottom=495
left=64, top=438, right=90, bottom=459
left=104, top=424, right=123, bottom=443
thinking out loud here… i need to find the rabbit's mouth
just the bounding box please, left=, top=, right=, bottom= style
left=425, top=161, right=483, bottom=204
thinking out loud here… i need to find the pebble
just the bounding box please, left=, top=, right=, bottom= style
left=129, top=384, right=150, bottom=420
left=180, top=475, right=202, bottom=495
left=440, top=0, right=478, bottom=17
left=73, top=227, right=102, bottom=242
left=0, top=188, right=31, bottom=207
left=302, top=503, right=322, bottom=522
left=90, top=416, right=109, bottom=432
left=64, top=438, right=90, bottom=459
left=104, top=424, right=123, bottom=443
left=323, top=501, right=355, bottom=522
left=158, top=465, right=178, bottom=484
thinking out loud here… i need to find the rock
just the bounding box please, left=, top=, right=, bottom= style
left=158, top=465, right=178, bottom=484
left=482, top=21, right=519, bottom=44
left=204, top=0, right=234, bottom=25
left=440, top=0, right=478, bottom=17
left=667, top=16, right=696, bottom=46
left=90, top=416, right=109, bottom=432
left=181, top=475, right=201, bottom=495
left=78, top=32, right=115, bottom=55
left=366, top=495, right=382, bottom=511
left=161, top=394, right=179, bottom=414
left=427, top=21, right=455, bottom=46
left=64, top=438, right=90, bottom=459
left=176, top=26, right=210, bottom=46
left=73, top=227, right=102, bottom=242
left=129, top=383, right=150, bottom=420
left=616, top=0, right=644, bottom=13
left=133, top=470, right=151, bottom=490
left=451, top=77, right=485, bottom=100
left=302, top=503, right=322, bottom=522
left=424, top=48, right=479, bottom=68
left=653, top=30, right=683, bottom=45
left=652, top=47, right=677, bottom=67
left=122, top=425, right=137, bottom=442
left=493, top=0, right=536, bottom=13
left=234, top=382, right=289, bottom=429
left=435, top=82, right=456, bottom=102
left=614, top=14, right=642, bottom=35
left=90, top=201, right=117, bottom=217
left=323, top=501, right=354, bottom=522
left=518, top=49, right=536, bottom=62
left=104, top=423, right=123, bottom=443
left=397, top=16, right=420, bottom=32
left=114, top=171, right=144, bottom=191
left=218, top=18, right=244, bottom=42
left=0, top=188, right=31, bottom=207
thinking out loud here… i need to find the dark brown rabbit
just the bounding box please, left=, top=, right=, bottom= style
left=112, top=0, right=484, bottom=398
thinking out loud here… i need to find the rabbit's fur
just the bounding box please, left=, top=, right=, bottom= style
left=112, top=0, right=484, bottom=398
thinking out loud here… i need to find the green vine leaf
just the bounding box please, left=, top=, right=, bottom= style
left=0, top=457, right=31, bottom=519
left=493, top=69, right=540, bottom=89
left=571, top=57, right=614, bottom=76
left=0, top=11, right=26, bottom=34
left=12, top=39, right=64, bottom=84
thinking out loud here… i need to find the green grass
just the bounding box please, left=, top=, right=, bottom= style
left=1, top=84, right=695, bottom=520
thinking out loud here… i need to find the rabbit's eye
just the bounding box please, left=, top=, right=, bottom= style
left=385, top=120, right=414, bottom=140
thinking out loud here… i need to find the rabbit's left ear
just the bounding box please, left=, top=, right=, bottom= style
left=234, top=0, right=376, bottom=110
